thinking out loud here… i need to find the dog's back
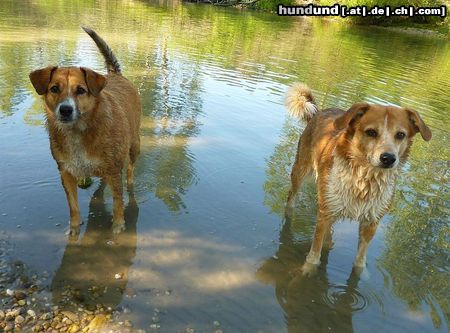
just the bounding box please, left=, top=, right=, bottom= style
left=100, top=74, right=141, bottom=141
left=82, top=26, right=141, bottom=139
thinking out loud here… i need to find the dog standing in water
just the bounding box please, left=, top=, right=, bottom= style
left=285, top=83, right=431, bottom=273
left=29, top=27, right=141, bottom=236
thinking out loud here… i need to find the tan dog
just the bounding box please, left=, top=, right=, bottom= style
left=29, top=27, right=141, bottom=236
left=285, top=83, right=431, bottom=273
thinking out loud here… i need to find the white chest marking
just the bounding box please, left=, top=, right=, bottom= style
left=325, top=156, right=398, bottom=222
left=60, top=134, right=99, bottom=178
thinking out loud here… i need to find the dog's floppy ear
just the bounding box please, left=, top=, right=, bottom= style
left=81, top=67, right=106, bottom=97
left=405, top=108, right=432, bottom=141
left=334, top=102, right=370, bottom=131
left=29, top=66, right=57, bottom=95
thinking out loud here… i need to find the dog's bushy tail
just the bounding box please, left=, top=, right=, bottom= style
left=82, top=26, right=121, bottom=74
left=284, top=83, right=317, bottom=122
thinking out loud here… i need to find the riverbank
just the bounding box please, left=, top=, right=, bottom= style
left=183, top=0, right=449, bottom=37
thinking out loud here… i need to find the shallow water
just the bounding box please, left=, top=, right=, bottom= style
left=0, top=0, right=449, bottom=332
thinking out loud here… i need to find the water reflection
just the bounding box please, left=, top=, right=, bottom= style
left=136, top=38, right=203, bottom=211
left=263, top=119, right=310, bottom=216
left=380, top=132, right=449, bottom=329
left=257, top=214, right=365, bottom=333
left=51, top=182, right=139, bottom=308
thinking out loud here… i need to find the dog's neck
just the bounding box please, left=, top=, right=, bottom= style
left=46, top=118, right=88, bottom=134
left=325, top=154, right=400, bottom=221
left=333, top=154, right=400, bottom=200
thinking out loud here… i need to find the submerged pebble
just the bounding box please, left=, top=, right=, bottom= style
left=27, top=309, right=36, bottom=318
left=15, top=291, right=27, bottom=300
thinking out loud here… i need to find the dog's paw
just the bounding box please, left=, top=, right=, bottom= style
left=353, top=257, right=367, bottom=269
left=352, top=264, right=370, bottom=280
left=112, top=222, right=126, bottom=234
left=352, top=264, right=364, bottom=275
left=301, top=262, right=319, bottom=277
left=67, top=225, right=80, bottom=241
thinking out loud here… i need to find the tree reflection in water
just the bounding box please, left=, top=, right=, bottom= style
left=136, top=38, right=203, bottom=212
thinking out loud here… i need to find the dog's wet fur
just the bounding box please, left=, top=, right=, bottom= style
left=29, top=26, right=141, bottom=237
left=285, top=83, right=431, bottom=274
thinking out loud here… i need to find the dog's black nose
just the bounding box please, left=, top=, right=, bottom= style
left=380, top=153, right=396, bottom=167
left=59, top=105, right=73, bottom=118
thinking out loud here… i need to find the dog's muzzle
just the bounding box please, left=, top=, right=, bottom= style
left=379, top=152, right=397, bottom=168
left=56, top=99, right=79, bottom=123
left=59, top=105, right=74, bottom=121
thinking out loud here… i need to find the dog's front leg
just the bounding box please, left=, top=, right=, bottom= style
left=354, top=220, right=379, bottom=268
left=305, top=210, right=334, bottom=265
left=301, top=211, right=333, bottom=276
left=60, top=171, right=81, bottom=237
left=105, top=173, right=125, bottom=234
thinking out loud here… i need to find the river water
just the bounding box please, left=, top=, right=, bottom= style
left=0, top=0, right=448, bottom=332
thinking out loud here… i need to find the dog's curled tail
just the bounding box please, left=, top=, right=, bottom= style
left=82, top=26, right=121, bottom=74
left=284, top=83, right=317, bottom=122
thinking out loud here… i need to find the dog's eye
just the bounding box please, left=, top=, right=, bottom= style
left=395, top=131, right=406, bottom=140
left=365, top=129, right=378, bottom=137
left=76, top=87, right=86, bottom=95
left=50, top=85, right=60, bottom=94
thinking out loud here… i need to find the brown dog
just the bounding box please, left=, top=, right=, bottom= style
left=285, top=83, right=431, bottom=273
left=29, top=27, right=141, bottom=236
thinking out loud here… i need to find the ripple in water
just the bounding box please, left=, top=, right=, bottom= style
left=323, top=284, right=368, bottom=313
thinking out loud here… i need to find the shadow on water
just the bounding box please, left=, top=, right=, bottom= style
left=257, top=213, right=367, bottom=333
left=51, top=182, right=139, bottom=308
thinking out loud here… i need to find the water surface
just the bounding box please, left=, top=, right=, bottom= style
left=0, top=1, right=449, bottom=332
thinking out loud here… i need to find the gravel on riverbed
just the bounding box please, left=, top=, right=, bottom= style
left=0, top=238, right=141, bottom=333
